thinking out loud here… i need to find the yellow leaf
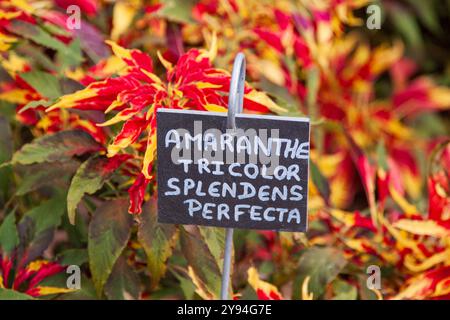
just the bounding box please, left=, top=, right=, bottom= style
left=430, top=87, right=450, bottom=108
left=302, top=276, right=314, bottom=300
left=311, top=151, right=344, bottom=177
left=204, top=104, right=227, bottom=113
left=111, top=1, right=139, bottom=41
left=384, top=119, right=413, bottom=140
left=75, top=119, right=99, bottom=134
left=389, top=186, right=418, bottom=215
left=35, top=286, right=77, bottom=296
left=107, top=136, right=134, bottom=157
left=0, top=52, right=26, bottom=75
left=371, top=41, right=403, bottom=75
left=102, top=56, right=127, bottom=75
left=0, top=32, right=17, bottom=52
left=404, top=250, right=449, bottom=273
left=244, top=90, right=287, bottom=114
left=393, top=276, right=432, bottom=300
left=0, top=89, right=28, bottom=104
left=157, top=51, right=173, bottom=71
left=187, top=266, right=216, bottom=300
left=254, top=59, right=285, bottom=87
left=105, top=40, right=132, bottom=61
left=330, top=174, right=352, bottom=209
left=196, top=82, right=223, bottom=90
left=11, top=0, right=35, bottom=14
left=393, top=219, right=448, bottom=238
left=105, top=99, right=125, bottom=113
left=99, top=109, right=137, bottom=127
left=26, top=260, right=47, bottom=272
left=140, top=68, right=163, bottom=85
left=380, top=215, right=424, bottom=258
left=64, top=68, right=85, bottom=82
left=47, top=88, right=98, bottom=111
left=247, top=266, right=282, bottom=299
left=370, top=288, right=383, bottom=300
left=330, top=209, right=356, bottom=227
left=0, top=10, right=21, bottom=20
left=142, top=132, right=157, bottom=179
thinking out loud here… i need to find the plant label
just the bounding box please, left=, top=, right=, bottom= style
left=156, top=109, right=310, bottom=232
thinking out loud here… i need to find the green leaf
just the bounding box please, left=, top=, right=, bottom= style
left=21, top=193, right=66, bottom=235
left=293, top=246, right=347, bottom=299
left=180, top=226, right=222, bottom=299
left=171, top=270, right=196, bottom=300
left=88, top=199, right=133, bottom=296
left=57, top=38, right=84, bottom=69
left=332, top=280, right=357, bottom=300
left=0, top=288, right=34, bottom=300
left=58, top=249, right=88, bottom=266
left=11, top=130, right=102, bottom=166
left=7, top=20, right=66, bottom=51
left=0, top=101, right=15, bottom=120
left=137, top=198, right=178, bottom=289
left=198, top=226, right=226, bottom=273
left=0, top=116, right=13, bottom=164
left=42, top=21, right=72, bottom=37
left=376, top=142, right=388, bottom=171
left=310, top=161, right=330, bottom=203
left=306, top=66, right=320, bottom=114
left=357, top=274, right=379, bottom=300
left=20, top=71, right=62, bottom=100
left=59, top=275, right=98, bottom=300
left=0, top=212, right=19, bottom=255
left=104, top=256, right=141, bottom=300
left=406, top=0, right=441, bottom=34
left=18, top=99, right=53, bottom=114
left=16, top=218, right=54, bottom=263
left=67, top=156, right=122, bottom=225
left=389, top=6, right=423, bottom=50
left=159, top=0, right=197, bottom=23
left=0, top=116, right=13, bottom=202
left=306, top=66, right=323, bottom=151
left=15, top=43, right=58, bottom=72
left=7, top=20, right=83, bottom=67
left=15, top=160, right=80, bottom=196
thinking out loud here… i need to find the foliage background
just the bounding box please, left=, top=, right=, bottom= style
left=0, top=0, right=449, bottom=300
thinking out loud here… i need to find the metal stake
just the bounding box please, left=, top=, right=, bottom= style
left=220, top=53, right=246, bottom=300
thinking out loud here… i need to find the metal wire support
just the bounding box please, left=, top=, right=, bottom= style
left=220, top=53, right=246, bottom=300
left=226, top=53, right=246, bottom=130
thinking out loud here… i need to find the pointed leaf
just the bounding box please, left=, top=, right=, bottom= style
left=137, top=198, right=178, bottom=289
left=0, top=212, right=18, bottom=255
left=0, top=116, right=12, bottom=163
left=104, top=256, right=141, bottom=300
left=6, top=20, right=66, bottom=51
left=0, top=116, right=13, bottom=202
left=11, top=130, right=102, bottom=166
left=160, top=0, right=196, bottom=23
left=88, top=199, right=133, bottom=296
left=293, top=247, right=347, bottom=299
left=198, top=226, right=226, bottom=273
left=20, top=71, right=62, bottom=100
left=310, top=161, right=330, bottom=203
left=67, top=155, right=128, bottom=225
left=58, top=249, right=88, bottom=266
left=0, top=288, right=33, bottom=300
left=180, top=226, right=222, bottom=299
left=15, top=160, right=80, bottom=196
left=21, top=193, right=66, bottom=235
